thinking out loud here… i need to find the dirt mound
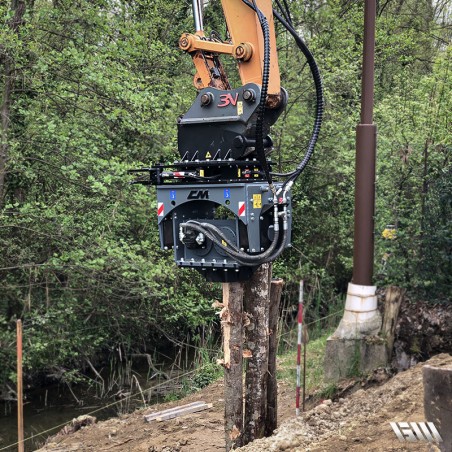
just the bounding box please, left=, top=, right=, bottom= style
left=38, top=354, right=451, bottom=452
left=241, top=353, right=452, bottom=452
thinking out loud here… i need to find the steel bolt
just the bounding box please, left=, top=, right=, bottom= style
left=235, top=45, right=245, bottom=58
left=201, top=92, right=213, bottom=106
left=243, top=89, right=256, bottom=102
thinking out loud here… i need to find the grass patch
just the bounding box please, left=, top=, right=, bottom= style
left=162, top=357, right=224, bottom=403
left=277, top=328, right=335, bottom=397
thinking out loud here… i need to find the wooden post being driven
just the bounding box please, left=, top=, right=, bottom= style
left=221, top=266, right=285, bottom=449
left=266, top=278, right=284, bottom=435
left=222, top=282, right=244, bottom=451
left=243, top=263, right=271, bottom=443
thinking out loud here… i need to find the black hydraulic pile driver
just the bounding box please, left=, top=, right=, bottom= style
left=131, top=0, right=323, bottom=282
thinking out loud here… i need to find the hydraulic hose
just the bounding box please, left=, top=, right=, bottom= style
left=275, top=0, right=292, bottom=25
left=265, top=227, right=288, bottom=262
left=272, top=9, right=324, bottom=187
left=199, top=220, right=281, bottom=263
left=246, top=0, right=274, bottom=191
left=241, top=0, right=324, bottom=187
left=180, top=214, right=286, bottom=266
left=180, top=221, right=279, bottom=265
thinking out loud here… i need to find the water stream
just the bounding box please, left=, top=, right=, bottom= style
left=0, top=359, right=186, bottom=451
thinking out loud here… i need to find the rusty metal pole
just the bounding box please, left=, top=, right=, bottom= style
left=352, top=0, right=377, bottom=286
left=324, top=0, right=384, bottom=382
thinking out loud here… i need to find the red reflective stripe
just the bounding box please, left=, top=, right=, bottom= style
left=238, top=202, right=245, bottom=216
left=157, top=203, right=164, bottom=216
left=298, top=306, right=303, bottom=323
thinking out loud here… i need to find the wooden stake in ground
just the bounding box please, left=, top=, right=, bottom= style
left=302, top=324, right=309, bottom=412
left=266, top=278, right=284, bottom=436
left=222, top=282, right=244, bottom=451
left=296, top=280, right=303, bottom=416
left=243, top=263, right=271, bottom=444
left=381, top=286, right=405, bottom=359
left=17, top=319, right=24, bottom=452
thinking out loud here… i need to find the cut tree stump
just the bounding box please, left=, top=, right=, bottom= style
left=222, top=282, right=244, bottom=451
left=381, top=286, right=405, bottom=359
left=243, top=263, right=271, bottom=444
left=266, top=278, right=284, bottom=436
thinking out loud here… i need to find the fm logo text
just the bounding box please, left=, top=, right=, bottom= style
left=390, top=422, right=443, bottom=443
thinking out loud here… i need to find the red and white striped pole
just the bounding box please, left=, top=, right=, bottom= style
left=296, top=280, right=303, bottom=416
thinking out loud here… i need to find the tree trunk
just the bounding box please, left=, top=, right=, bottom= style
left=222, top=282, right=244, bottom=451
left=0, top=0, right=26, bottom=207
left=266, top=278, right=284, bottom=436
left=243, top=263, right=271, bottom=444
left=381, top=286, right=405, bottom=359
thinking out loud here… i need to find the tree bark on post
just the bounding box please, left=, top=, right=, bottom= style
left=222, top=282, right=244, bottom=451
left=266, top=278, right=284, bottom=436
left=243, top=263, right=271, bottom=444
left=381, top=286, right=405, bottom=360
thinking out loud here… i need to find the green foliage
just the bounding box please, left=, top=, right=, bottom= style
left=0, top=0, right=450, bottom=394
left=318, top=383, right=338, bottom=400
left=272, top=0, right=451, bottom=304
left=375, top=47, right=451, bottom=299
left=278, top=328, right=335, bottom=397
left=191, top=354, right=223, bottom=391
left=0, top=0, right=217, bottom=391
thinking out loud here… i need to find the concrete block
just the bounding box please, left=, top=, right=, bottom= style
left=324, top=336, right=387, bottom=382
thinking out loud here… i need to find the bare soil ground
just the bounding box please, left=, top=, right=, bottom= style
left=39, top=353, right=451, bottom=452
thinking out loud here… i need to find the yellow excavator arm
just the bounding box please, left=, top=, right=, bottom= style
left=179, top=0, right=281, bottom=106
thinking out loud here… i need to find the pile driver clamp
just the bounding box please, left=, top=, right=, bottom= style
left=131, top=0, right=323, bottom=282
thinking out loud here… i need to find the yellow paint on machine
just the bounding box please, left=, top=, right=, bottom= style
left=253, top=194, right=262, bottom=209
left=237, top=101, right=243, bottom=115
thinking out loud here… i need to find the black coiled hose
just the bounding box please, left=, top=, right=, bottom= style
left=180, top=219, right=287, bottom=266
left=250, top=0, right=273, bottom=188
left=242, top=0, right=324, bottom=187
left=272, top=9, right=324, bottom=187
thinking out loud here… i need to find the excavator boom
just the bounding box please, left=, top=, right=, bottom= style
left=180, top=0, right=281, bottom=104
